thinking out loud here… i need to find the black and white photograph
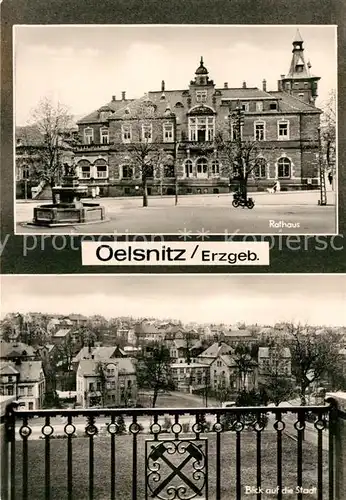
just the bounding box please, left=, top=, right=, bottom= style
left=1, top=274, right=346, bottom=499
left=14, top=24, right=337, bottom=235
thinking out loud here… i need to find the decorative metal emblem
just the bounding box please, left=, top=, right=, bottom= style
left=146, top=439, right=207, bottom=500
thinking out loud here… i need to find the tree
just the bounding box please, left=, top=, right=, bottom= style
left=96, top=362, right=108, bottom=407
left=120, top=98, right=166, bottom=207
left=215, top=107, right=279, bottom=198
left=136, top=342, right=172, bottom=408
left=320, top=90, right=336, bottom=181
left=233, top=343, right=257, bottom=390
left=29, top=97, right=73, bottom=203
left=288, top=323, right=345, bottom=405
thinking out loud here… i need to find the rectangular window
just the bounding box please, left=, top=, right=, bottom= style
left=270, top=102, right=278, bottom=110
left=241, top=103, right=249, bottom=112
left=163, top=123, right=174, bottom=142
left=8, top=376, right=13, bottom=383
left=196, top=90, right=207, bottom=103
left=122, top=124, right=132, bottom=143
left=7, top=386, right=14, bottom=396
left=96, top=165, right=108, bottom=178
left=122, top=166, right=133, bottom=179
left=81, top=166, right=91, bottom=179
left=255, top=122, right=265, bottom=141
left=19, top=386, right=25, bottom=396
left=28, top=402, right=33, bottom=410
left=84, top=128, right=94, bottom=144
left=278, top=121, right=289, bottom=140
left=100, top=129, right=109, bottom=144
left=142, top=124, right=152, bottom=142
left=256, top=101, right=263, bottom=112
left=27, top=386, right=33, bottom=396
left=89, top=383, right=94, bottom=391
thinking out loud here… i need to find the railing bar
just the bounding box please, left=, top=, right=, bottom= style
left=22, top=417, right=29, bottom=500
left=216, top=414, right=221, bottom=500
left=45, top=416, right=51, bottom=500
left=89, top=434, right=94, bottom=500
left=328, top=413, right=334, bottom=500
left=296, top=411, right=303, bottom=500
left=9, top=411, right=16, bottom=500
left=110, top=415, right=116, bottom=500
left=236, top=425, right=241, bottom=500
left=132, top=416, right=137, bottom=500
left=256, top=430, right=261, bottom=500
left=67, top=415, right=73, bottom=500
left=317, top=427, right=323, bottom=500
left=276, top=412, right=283, bottom=500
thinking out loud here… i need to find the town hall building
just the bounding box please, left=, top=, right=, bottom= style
left=17, top=30, right=322, bottom=198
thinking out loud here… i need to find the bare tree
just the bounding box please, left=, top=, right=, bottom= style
left=233, top=343, right=257, bottom=390
left=120, top=100, right=166, bottom=207
left=288, top=323, right=345, bottom=405
left=136, top=342, right=172, bottom=408
left=320, top=90, right=336, bottom=184
left=29, top=97, right=73, bottom=203
left=258, top=345, right=295, bottom=406
left=215, top=109, right=280, bottom=198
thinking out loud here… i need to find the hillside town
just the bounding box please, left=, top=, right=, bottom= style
left=1, top=312, right=345, bottom=411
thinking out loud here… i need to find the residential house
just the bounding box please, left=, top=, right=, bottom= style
left=171, top=361, right=210, bottom=392
left=76, top=357, right=137, bottom=408
left=258, top=346, right=292, bottom=384
left=0, top=360, right=45, bottom=410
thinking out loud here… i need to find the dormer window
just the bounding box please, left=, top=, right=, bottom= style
left=270, top=102, right=278, bottom=110
left=241, top=103, right=249, bottom=112
left=256, top=101, right=263, bottom=112
left=84, top=128, right=94, bottom=144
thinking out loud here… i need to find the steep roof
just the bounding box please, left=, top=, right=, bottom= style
left=78, top=357, right=135, bottom=377
left=199, top=342, right=233, bottom=358
left=0, top=341, right=36, bottom=358
left=0, top=363, right=20, bottom=376
left=72, top=346, right=125, bottom=363
left=135, top=321, right=160, bottom=335
left=77, top=98, right=135, bottom=124
left=18, top=361, right=44, bottom=382
left=53, top=328, right=71, bottom=338
left=269, top=91, right=321, bottom=113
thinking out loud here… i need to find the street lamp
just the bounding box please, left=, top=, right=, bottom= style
left=317, top=127, right=327, bottom=206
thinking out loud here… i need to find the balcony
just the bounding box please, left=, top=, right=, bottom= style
left=74, top=143, right=110, bottom=152
left=1, top=395, right=346, bottom=500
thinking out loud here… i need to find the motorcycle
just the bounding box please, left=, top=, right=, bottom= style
left=232, top=192, right=255, bottom=209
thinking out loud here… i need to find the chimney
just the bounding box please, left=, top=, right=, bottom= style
left=262, top=79, right=267, bottom=92
left=224, top=82, right=228, bottom=89
left=161, top=80, right=165, bottom=92
left=242, top=81, right=247, bottom=89
left=122, top=91, right=126, bottom=100
left=111, top=95, right=116, bottom=101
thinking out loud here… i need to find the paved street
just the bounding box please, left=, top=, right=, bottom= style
left=16, top=191, right=336, bottom=234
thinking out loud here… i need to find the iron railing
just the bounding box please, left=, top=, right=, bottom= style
left=3, top=400, right=343, bottom=500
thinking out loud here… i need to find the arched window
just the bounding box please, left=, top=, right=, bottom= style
left=94, top=158, right=108, bottom=179
left=78, top=160, right=91, bottom=179
left=196, top=157, right=208, bottom=178
left=277, top=157, right=291, bottom=178
left=184, top=159, right=193, bottom=177
left=254, top=158, right=267, bottom=179
left=211, top=160, right=220, bottom=176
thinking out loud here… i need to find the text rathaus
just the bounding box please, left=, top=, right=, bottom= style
left=75, top=30, right=321, bottom=197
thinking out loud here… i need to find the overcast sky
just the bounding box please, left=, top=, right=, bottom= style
left=14, top=25, right=337, bottom=125
left=1, top=274, right=345, bottom=326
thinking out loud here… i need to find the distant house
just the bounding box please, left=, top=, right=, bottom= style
left=0, top=360, right=45, bottom=410
left=72, top=345, right=126, bottom=371
left=76, top=357, right=137, bottom=408
left=258, top=347, right=292, bottom=383
left=67, top=314, right=88, bottom=327
left=51, top=328, right=71, bottom=345
left=134, top=322, right=165, bottom=345
left=0, top=341, right=37, bottom=361
left=171, top=361, right=210, bottom=392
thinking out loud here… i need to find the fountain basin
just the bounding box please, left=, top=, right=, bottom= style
left=32, top=202, right=106, bottom=227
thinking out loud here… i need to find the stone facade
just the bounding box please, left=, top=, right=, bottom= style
left=74, top=31, right=322, bottom=196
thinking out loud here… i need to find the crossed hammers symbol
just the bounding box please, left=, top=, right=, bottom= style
left=150, top=442, right=203, bottom=498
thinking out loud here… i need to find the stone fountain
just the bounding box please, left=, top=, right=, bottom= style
left=32, top=163, right=106, bottom=226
